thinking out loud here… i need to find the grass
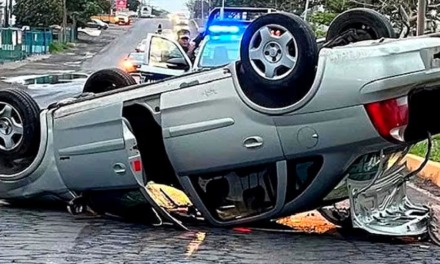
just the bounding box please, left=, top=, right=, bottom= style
left=410, top=135, right=440, bottom=162
left=49, top=42, right=74, bottom=54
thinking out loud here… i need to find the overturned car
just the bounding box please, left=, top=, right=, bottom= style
left=1, top=9, right=440, bottom=242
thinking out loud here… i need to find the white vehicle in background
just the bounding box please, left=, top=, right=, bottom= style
left=115, top=12, right=131, bottom=25
left=140, top=6, right=156, bottom=18
left=89, top=19, right=109, bottom=30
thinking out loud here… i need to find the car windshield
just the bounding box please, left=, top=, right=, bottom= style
left=198, top=39, right=241, bottom=68
left=128, top=53, right=145, bottom=63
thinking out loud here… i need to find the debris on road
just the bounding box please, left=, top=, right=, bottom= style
left=277, top=211, right=337, bottom=234
left=185, top=232, right=207, bottom=258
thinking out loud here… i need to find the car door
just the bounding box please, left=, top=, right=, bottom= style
left=160, top=73, right=286, bottom=225
left=139, top=34, right=192, bottom=83
left=160, top=75, right=285, bottom=177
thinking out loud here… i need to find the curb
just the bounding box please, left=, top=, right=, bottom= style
left=406, top=154, right=440, bottom=187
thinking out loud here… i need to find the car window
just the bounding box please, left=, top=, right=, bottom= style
left=149, top=37, right=185, bottom=69
left=199, top=40, right=240, bottom=68
left=128, top=53, right=145, bottom=63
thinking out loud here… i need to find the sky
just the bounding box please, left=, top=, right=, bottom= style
left=146, top=0, right=189, bottom=13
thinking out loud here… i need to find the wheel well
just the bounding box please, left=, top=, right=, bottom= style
left=122, top=104, right=180, bottom=188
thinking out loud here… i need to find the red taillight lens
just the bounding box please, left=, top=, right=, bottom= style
left=365, top=96, right=409, bottom=142
left=132, top=159, right=142, bottom=172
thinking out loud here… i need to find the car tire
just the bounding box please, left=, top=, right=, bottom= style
left=0, top=88, right=40, bottom=158
left=326, top=8, right=396, bottom=44
left=83, top=68, right=137, bottom=94
left=238, top=12, right=318, bottom=109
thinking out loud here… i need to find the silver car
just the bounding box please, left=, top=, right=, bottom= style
left=1, top=9, right=439, bottom=242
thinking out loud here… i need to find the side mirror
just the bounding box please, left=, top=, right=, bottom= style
left=166, top=58, right=190, bottom=71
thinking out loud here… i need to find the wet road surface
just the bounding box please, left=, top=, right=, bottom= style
left=0, top=185, right=439, bottom=264
left=0, top=204, right=439, bottom=264
left=1, top=18, right=171, bottom=109
left=82, top=19, right=171, bottom=72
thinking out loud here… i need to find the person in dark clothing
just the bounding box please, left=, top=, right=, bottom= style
left=176, top=29, right=196, bottom=61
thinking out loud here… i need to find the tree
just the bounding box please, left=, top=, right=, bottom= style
left=67, top=0, right=111, bottom=27
left=14, top=0, right=63, bottom=27
left=127, top=0, right=140, bottom=12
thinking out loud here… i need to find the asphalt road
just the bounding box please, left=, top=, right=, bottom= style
left=82, top=18, right=171, bottom=72
left=0, top=198, right=439, bottom=264
left=0, top=18, right=172, bottom=109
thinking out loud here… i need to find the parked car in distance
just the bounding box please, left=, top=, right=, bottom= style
left=140, top=6, right=156, bottom=18
left=88, top=19, right=109, bottom=30
left=115, top=14, right=131, bottom=25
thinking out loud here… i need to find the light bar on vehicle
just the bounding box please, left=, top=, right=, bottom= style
left=211, top=35, right=242, bottom=41
left=208, top=25, right=240, bottom=33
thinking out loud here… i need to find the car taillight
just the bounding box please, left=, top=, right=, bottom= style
left=365, top=96, right=409, bottom=143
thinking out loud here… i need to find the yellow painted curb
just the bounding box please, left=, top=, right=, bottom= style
left=406, top=154, right=440, bottom=187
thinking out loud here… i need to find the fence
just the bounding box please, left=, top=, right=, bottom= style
left=52, top=27, right=74, bottom=43
left=0, top=28, right=25, bottom=62
left=22, top=28, right=53, bottom=55
left=0, top=27, right=55, bottom=63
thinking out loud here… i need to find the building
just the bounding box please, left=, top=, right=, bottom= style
left=0, top=0, right=16, bottom=27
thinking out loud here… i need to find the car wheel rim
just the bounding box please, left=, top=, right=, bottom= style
left=249, top=24, right=298, bottom=80
left=0, top=102, right=24, bottom=151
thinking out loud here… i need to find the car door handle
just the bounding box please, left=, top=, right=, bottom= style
left=113, top=163, right=126, bottom=175
left=243, top=136, right=264, bottom=149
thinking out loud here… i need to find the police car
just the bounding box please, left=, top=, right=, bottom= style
left=134, top=8, right=276, bottom=83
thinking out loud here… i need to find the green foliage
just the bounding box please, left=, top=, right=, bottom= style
left=127, top=0, right=140, bottom=12
left=410, top=136, right=440, bottom=162
left=309, top=12, right=338, bottom=26
left=15, top=0, right=109, bottom=28
left=152, top=8, right=170, bottom=16
left=49, top=42, right=69, bottom=53
left=14, top=0, right=63, bottom=27
left=67, top=0, right=111, bottom=27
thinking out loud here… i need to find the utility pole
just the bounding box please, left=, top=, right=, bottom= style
left=303, top=0, right=310, bottom=22
left=61, top=0, right=67, bottom=43
left=201, top=0, right=204, bottom=24
left=220, top=0, right=225, bottom=19
left=4, top=0, right=8, bottom=27
left=417, top=0, right=426, bottom=35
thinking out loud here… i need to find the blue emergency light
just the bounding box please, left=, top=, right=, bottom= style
left=208, top=25, right=240, bottom=33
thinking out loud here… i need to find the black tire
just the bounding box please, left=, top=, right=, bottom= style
left=0, top=88, right=40, bottom=158
left=238, top=12, right=318, bottom=109
left=83, top=68, right=137, bottom=94
left=326, top=8, right=396, bottom=43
